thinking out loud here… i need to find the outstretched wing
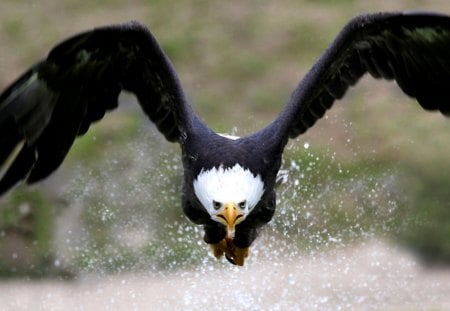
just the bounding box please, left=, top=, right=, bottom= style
left=271, top=12, right=450, bottom=140
left=0, top=22, right=194, bottom=194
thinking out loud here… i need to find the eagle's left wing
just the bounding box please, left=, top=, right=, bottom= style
left=0, top=22, right=196, bottom=194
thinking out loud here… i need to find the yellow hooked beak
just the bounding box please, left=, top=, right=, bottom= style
left=214, top=202, right=245, bottom=238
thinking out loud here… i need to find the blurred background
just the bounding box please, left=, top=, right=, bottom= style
left=0, top=0, right=450, bottom=309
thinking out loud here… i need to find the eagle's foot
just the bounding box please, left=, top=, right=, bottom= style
left=210, top=239, right=228, bottom=259
left=230, top=246, right=249, bottom=266
left=210, top=238, right=249, bottom=266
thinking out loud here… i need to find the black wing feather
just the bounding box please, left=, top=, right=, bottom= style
left=270, top=12, right=450, bottom=139
left=0, top=22, right=194, bottom=194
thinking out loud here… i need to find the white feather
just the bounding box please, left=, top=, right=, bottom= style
left=218, top=133, right=240, bottom=140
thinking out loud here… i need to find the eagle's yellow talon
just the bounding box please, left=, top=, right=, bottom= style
left=211, top=239, right=249, bottom=266
left=232, top=246, right=249, bottom=266
left=210, top=239, right=227, bottom=258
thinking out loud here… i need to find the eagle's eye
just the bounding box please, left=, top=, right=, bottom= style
left=213, top=200, right=222, bottom=210
left=238, top=200, right=246, bottom=210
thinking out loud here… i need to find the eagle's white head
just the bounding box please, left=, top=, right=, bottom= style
left=193, top=164, right=264, bottom=239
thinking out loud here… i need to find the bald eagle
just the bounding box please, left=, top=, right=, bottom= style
left=1, top=12, right=450, bottom=266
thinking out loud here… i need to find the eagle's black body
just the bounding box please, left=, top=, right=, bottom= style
left=180, top=127, right=283, bottom=247
left=2, top=12, right=450, bottom=260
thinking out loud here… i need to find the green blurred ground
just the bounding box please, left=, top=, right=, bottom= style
left=0, top=0, right=449, bottom=275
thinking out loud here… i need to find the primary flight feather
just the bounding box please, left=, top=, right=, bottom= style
left=1, top=12, right=450, bottom=265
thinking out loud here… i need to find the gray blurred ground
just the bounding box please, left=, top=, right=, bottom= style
left=0, top=240, right=449, bottom=311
